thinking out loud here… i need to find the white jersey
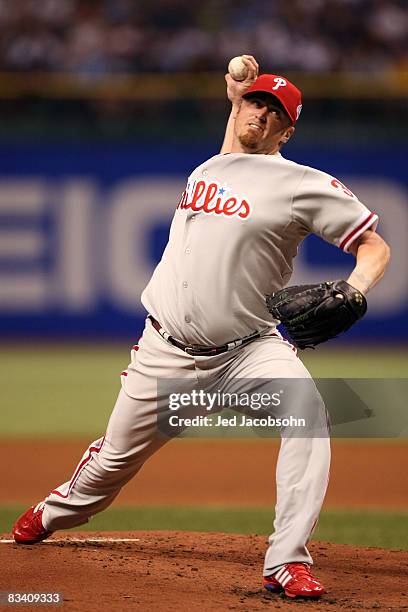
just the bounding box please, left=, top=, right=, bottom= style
left=141, top=152, right=378, bottom=346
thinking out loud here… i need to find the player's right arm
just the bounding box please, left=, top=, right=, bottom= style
left=220, top=55, right=259, bottom=154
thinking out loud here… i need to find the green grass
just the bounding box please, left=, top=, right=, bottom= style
left=0, top=344, right=407, bottom=438
left=2, top=505, right=407, bottom=550
left=0, top=344, right=125, bottom=437
left=302, top=346, right=408, bottom=378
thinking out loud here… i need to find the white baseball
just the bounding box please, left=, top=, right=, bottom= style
left=228, top=56, right=249, bottom=81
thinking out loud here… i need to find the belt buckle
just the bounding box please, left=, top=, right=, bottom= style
left=185, top=344, right=216, bottom=356
left=184, top=344, right=200, bottom=355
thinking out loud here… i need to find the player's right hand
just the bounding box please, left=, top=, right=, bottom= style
left=225, top=55, right=259, bottom=106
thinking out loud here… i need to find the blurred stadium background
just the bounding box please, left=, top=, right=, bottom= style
left=1, top=0, right=407, bottom=546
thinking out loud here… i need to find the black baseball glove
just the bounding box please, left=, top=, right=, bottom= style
left=266, top=280, right=367, bottom=349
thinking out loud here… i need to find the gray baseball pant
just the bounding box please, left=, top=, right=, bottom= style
left=41, top=319, right=330, bottom=574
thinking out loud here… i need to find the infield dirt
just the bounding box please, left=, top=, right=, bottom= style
left=2, top=440, right=408, bottom=610
left=3, top=532, right=408, bottom=611
left=1, top=439, right=407, bottom=507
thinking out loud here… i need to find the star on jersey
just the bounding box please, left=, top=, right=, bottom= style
left=177, top=178, right=252, bottom=220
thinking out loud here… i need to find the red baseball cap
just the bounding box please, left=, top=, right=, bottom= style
left=243, top=74, right=302, bottom=124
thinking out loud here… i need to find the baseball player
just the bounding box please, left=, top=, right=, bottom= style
left=13, top=56, right=389, bottom=599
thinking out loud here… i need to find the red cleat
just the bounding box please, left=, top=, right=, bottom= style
left=263, top=563, right=325, bottom=598
left=262, top=573, right=283, bottom=593
left=12, top=503, right=53, bottom=544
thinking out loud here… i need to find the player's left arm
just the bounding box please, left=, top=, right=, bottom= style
left=291, top=168, right=390, bottom=294
left=220, top=55, right=259, bottom=154
left=346, top=229, right=390, bottom=294
left=266, top=229, right=390, bottom=349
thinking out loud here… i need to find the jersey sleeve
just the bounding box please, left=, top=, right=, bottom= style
left=292, top=167, right=378, bottom=252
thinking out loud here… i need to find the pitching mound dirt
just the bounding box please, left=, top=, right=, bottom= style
left=3, top=531, right=407, bottom=611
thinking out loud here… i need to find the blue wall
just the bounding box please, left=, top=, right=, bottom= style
left=1, top=144, right=407, bottom=341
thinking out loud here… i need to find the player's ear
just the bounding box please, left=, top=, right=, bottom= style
left=279, top=126, right=295, bottom=146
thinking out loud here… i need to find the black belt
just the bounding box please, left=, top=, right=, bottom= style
left=148, top=315, right=260, bottom=356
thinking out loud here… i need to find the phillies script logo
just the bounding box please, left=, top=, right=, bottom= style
left=177, top=179, right=252, bottom=219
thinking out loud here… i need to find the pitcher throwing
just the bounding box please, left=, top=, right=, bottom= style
left=13, top=56, right=390, bottom=599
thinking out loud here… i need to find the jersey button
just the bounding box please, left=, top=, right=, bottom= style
left=185, top=247, right=191, bottom=254
left=185, top=315, right=191, bottom=323
left=202, top=170, right=208, bottom=176
left=182, top=281, right=188, bottom=288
